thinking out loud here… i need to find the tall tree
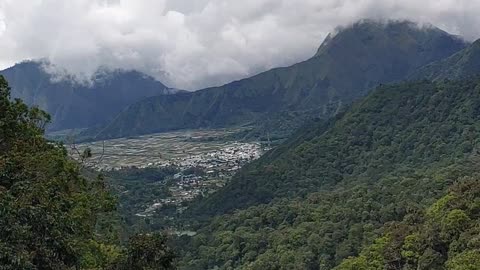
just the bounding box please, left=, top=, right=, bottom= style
left=0, top=75, right=115, bottom=269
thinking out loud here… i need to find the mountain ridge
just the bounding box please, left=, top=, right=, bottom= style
left=410, top=38, right=480, bottom=81
left=176, top=24, right=480, bottom=270
left=82, top=20, right=468, bottom=140
left=0, top=61, right=174, bottom=131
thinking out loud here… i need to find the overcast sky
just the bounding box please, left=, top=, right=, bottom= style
left=0, top=0, right=479, bottom=90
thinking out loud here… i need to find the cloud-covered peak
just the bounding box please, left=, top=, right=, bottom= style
left=1, top=0, right=479, bottom=90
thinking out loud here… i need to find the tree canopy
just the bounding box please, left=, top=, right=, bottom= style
left=0, top=75, right=176, bottom=269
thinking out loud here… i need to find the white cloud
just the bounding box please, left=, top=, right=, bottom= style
left=0, top=0, right=479, bottom=90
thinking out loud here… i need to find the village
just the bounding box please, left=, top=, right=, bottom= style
left=136, top=142, right=267, bottom=217
left=69, top=128, right=269, bottom=218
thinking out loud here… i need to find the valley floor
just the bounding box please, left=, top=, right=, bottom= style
left=68, top=128, right=270, bottom=232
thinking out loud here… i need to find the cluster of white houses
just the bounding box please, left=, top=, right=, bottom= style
left=136, top=142, right=269, bottom=217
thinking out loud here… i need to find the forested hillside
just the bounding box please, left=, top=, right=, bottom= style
left=335, top=176, right=480, bottom=270
left=191, top=79, right=480, bottom=215
left=178, top=78, right=480, bottom=269
left=85, top=20, right=467, bottom=140
left=0, top=75, right=176, bottom=269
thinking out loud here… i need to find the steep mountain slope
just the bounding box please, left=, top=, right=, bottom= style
left=0, top=61, right=173, bottom=131
left=191, top=79, right=480, bottom=215
left=86, top=20, right=467, bottom=140
left=179, top=78, right=480, bottom=270
left=411, top=39, right=480, bottom=80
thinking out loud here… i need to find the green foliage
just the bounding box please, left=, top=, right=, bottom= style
left=179, top=163, right=477, bottom=270
left=0, top=75, right=117, bottom=268
left=195, top=79, right=480, bottom=215
left=104, top=167, right=179, bottom=235
left=447, top=250, right=480, bottom=270
left=177, top=78, right=480, bottom=269
left=0, top=76, right=178, bottom=269
left=337, top=176, right=480, bottom=270
left=113, top=233, right=176, bottom=270
left=79, top=240, right=123, bottom=269
left=401, top=233, right=422, bottom=264
left=335, top=236, right=390, bottom=270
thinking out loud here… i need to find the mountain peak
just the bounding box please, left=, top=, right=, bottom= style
left=471, top=38, right=480, bottom=48
left=84, top=21, right=467, bottom=140
left=315, top=19, right=461, bottom=57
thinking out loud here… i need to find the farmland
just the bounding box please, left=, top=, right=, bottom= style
left=68, top=128, right=269, bottom=232
left=70, top=128, right=267, bottom=170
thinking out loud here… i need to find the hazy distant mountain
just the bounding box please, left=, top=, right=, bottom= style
left=86, top=20, right=467, bottom=140
left=0, top=61, right=174, bottom=131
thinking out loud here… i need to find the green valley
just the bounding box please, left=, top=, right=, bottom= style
left=3, top=15, right=480, bottom=270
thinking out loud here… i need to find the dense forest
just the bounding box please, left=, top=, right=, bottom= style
left=177, top=78, right=480, bottom=269
left=103, top=166, right=182, bottom=235
left=0, top=76, right=176, bottom=269
left=192, top=79, right=480, bottom=215
left=3, top=74, right=480, bottom=269
left=335, top=176, right=480, bottom=269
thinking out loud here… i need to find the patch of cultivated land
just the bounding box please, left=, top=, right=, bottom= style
left=70, top=128, right=270, bottom=225
left=70, top=128, right=267, bottom=170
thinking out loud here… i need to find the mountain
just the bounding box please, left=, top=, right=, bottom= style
left=190, top=78, right=480, bottom=215
left=0, top=61, right=174, bottom=131
left=197, top=41, right=480, bottom=217
left=179, top=77, right=480, bottom=269
left=411, top=39, right=480, bottom=80
left=84, top=20, right=467, bottom=140
left=177, top=30, right=480, bottom=270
